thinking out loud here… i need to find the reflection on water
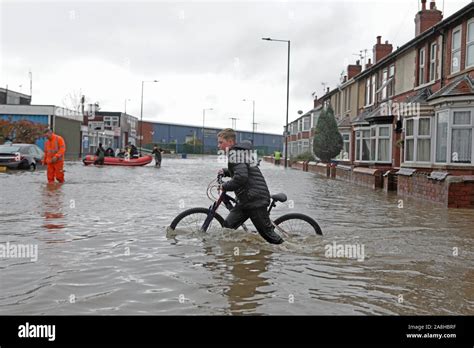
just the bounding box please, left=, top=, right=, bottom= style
left=202, top=245, right=272, bottom=314
left=0, top=158, right=473, bottom=315
left=42, top=183, right=66, bottom=233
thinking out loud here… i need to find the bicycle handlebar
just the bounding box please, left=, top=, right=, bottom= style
left=217, top=173, right=224, bottom=184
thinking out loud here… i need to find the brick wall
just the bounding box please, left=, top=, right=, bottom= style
left=308, top=162, right=330, bottom=177
left=335, top=166, right=352, bottom=182
left=291, top=161, right=305, bottom=171
left=352, top=167, right=383, bottom=189
left=397, top=173, right=448, bottom=204
left=447, top=177, right=474, bottom=208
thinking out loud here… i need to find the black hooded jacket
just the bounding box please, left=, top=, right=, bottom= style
left=221, top=141, right=270, bottom=209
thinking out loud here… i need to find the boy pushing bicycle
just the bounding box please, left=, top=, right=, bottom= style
left=217, top=128, right=284, bottom=244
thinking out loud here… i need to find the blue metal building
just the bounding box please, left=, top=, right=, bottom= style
left=144, top=121, right=283, bottom=155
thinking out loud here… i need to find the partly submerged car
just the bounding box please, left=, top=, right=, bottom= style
left=0, top=143, right=44, bottom=171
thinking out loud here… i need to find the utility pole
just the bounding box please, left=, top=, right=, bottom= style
left=229, top=117, right=238, bottom=129
left=29, top=70, right=32, bottom=102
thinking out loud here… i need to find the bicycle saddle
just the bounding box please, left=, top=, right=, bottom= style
left=271, top=193, right=287, bottom=202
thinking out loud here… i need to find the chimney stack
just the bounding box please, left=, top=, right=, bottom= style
left=313, top=95, right=321, bottom=108
left=347, top=60, right=362, bottom=79
left=415, top=0, right=443, bottom=37
left=373, top=36, right=393, bottom=64
left=365, top=58, right=372, bottom=70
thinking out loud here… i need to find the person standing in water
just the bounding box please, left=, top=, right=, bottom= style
left=43, top=128, right=66, bottom=183
left=152, top=144, right=163, bottom=167
left=95, top=143, right=106, bottom=165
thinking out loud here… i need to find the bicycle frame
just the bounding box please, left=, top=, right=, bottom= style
left=200, top=175, right=279, bottom=233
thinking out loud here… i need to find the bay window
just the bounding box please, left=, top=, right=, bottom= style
left=417, top=118, right=431, bottom=162
left=451, top=111, right=472, bottom=163
left=378, top=126, right=391, bottom=161
left=435, top=109, right=474, bottom=164
left=436, top=111, right=448, bottom=162
left=404, top=117, right=431, bottom=163
left=355, top=125, right=391, bottom=162
left=336, top=133, right=350, bottom=160
left=405, top=119, right=414, bottom=161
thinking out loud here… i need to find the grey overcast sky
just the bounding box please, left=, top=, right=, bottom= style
left=0, top=0, right=471, bottom=134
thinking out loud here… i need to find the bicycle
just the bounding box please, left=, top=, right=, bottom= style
left=169, top=174, right=322, bottom=238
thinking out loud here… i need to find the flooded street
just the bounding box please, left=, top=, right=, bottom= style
left=0, top=157, right=473, bottom=315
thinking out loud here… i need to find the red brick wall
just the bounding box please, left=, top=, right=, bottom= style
left=308, top=163, right=330, bottom=177
left=398, top=173, right=449, bottom=204
left=448, top=182, right=474, bottom=208
left=352, top=169, right=383, bottom=189
left=291, top=161, right=305, bottom=171
left=336, top=167, right=352, bottom=182
left=138, top=121, right=154, bottom=146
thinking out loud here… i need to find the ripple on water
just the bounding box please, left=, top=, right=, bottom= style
left=0, top=159, right=472, bottom=314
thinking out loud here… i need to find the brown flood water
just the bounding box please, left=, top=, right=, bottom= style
left=0, top=157, right=472, bottom=314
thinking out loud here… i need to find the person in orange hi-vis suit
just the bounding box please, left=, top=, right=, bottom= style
left=43, top=128, right=66, bottom=183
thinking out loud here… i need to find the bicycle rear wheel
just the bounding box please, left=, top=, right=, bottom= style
left=273, top=213, right=322, bottom=236
left=169, top=207, right=225, bottom=232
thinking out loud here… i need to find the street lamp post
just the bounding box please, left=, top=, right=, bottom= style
left=229, top=117, right=238, bottom=129
left=124, top=98, right=131, bottom=114
left=262, top=37, right=290, bottom=168
left=140, top=80, right=158, bottom=156
left=242, top=99, right=255, bottom=143
left=202, top=108, right=213, bottom=154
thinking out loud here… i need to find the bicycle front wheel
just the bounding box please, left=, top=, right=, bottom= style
left=273, top=213, right=323, bottom=236
left=169, top=207, right=225, bottom=232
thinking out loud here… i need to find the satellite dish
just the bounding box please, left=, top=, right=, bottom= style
left=297, top=110, right=303, bottom=115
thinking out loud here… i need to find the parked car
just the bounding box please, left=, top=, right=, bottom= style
left=0, top=143, right=44, bottom=171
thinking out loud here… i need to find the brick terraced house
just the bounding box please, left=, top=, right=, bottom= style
left=286, top=0, right=474, bottom=208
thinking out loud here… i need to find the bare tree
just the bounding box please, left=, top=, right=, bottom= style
left=61, top=90, right=88, bottom=113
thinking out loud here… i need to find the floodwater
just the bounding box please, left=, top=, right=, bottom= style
left=0, top=156, right=473, bottom=315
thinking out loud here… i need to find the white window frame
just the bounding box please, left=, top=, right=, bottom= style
left=419, top=47, right=426, bottom=85
left=405, top=118, right=415, bottom=162
left=451, top=25, right=462, bottom=74
left=403, top=117, right=432, bottom=163
left=302, top=139, right=310, bottom=153
left=338, top=132, right=351, bottom=160
left=312, top=112, right=320, bottom=129
left=355, top=126, right=391, bottom=163
left=466, top=19, right=474, bottom=68
left=377, top=125, right=391, bottom=162
left=429, top=42, right=437, bottom=82
left=302, top=116, right=310, bottom=131
left=381, top=68, right=388, bottom=101
left=371, top=75, right=376, bottom=106
left=388, top=65, right=395, bottom=97
left=344, top=87, right=351, bottom=112
left=434, top=108, right=474, bottom=165
left=365, top=78, right=371, bottom=106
